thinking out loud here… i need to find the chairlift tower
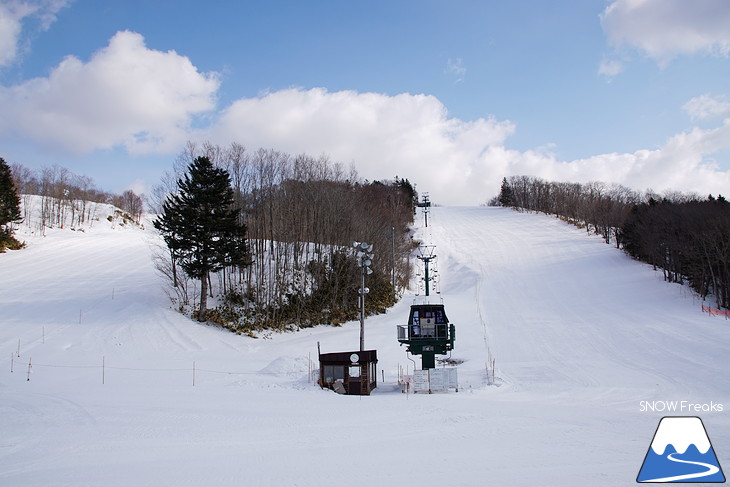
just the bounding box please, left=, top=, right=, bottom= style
left=416, top=193, right=431, bottom=227
left=416, top=245, right=437, bottom=297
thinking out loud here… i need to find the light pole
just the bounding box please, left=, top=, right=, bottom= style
left=353, top=241, right=374, bottom=351
left=391, top=226, right=396, bottom=300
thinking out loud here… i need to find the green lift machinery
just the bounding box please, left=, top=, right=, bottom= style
left=397, top=245, right=455, bottom=369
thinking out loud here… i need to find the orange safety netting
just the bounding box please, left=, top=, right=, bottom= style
left=702, top=304, right=730, bottom=318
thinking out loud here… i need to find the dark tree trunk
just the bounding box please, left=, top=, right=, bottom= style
left=199, top=274, right=208, bottom=322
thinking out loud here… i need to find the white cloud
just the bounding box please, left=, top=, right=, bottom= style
left=0, top=30, right=219, bottom=154
left=198, top=87, right=515, bottom=203
left=3, top=30, right=728, bottom=204
left=196, top=87, right=730, bottom=204
left=445, top=58, right=466, bottom=83
left=0, top=0, right=71, bottom=67
left=560, top=121, right=730, bottom=196
left=0, top=1, right=37, bottom=67
left=598, top=58, right=623, bottom=78
left=683, top=94, right=730, bottom=121
left=33, top=0, right=70, bottom=29
left=124, top=178, right=150, bottom=196
left=601, top=0, right=730, bottom=63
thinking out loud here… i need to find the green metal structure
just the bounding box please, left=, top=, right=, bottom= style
left=396, top=244, right=456, bottom=369
left=397, top=303, right=455, bottom=369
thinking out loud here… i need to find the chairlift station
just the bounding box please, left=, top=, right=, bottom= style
left=397, top=304, right=455, bottom=369
left=397, top=244, right=456, bottom=370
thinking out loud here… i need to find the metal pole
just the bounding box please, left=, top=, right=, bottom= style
left=391, top=226, right=396, bottom=294
left=424, top=258, right=430, bottom=297
left=360, top=266, right=365, bottom=351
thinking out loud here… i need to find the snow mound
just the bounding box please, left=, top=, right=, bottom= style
left=258, top=355, right=312, bottom=377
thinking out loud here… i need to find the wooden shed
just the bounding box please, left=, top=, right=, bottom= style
left=319, top=350, right=378, bottom=395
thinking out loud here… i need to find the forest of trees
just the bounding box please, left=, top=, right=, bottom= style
left=493, top=175, right=730, bottom=310
left=10, top=163, right=144, bottom=233
left=622, top=197, right=730, bottom=310
left=4, top=145, right=417, bottom=333
left=153, top=142, right=418, bottom=333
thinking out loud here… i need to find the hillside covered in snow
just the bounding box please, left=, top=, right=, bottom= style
left=1, top=205, right=728, bottom=486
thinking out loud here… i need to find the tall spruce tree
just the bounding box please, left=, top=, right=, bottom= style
left=154, top=156, right=249, bottom=322
left=0, top=157, right=23, bottom=250
left=498, top=177, right=514, bottom=207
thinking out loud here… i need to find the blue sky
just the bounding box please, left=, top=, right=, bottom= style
left=1, top=0, right=729, bottom=205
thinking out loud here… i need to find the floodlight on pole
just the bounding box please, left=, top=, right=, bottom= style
left=353, top=241, right=374, bottom=351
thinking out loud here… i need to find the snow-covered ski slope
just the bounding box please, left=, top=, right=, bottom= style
left=1, top=206, right=728, bottom=487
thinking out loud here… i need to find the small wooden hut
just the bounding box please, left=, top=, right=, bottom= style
left=319, top=350, right=377, bottom=395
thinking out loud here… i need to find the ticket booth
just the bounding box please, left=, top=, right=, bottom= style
left=319, top=350, right=378, bottom=395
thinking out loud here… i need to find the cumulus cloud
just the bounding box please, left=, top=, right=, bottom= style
left=198, top=87, right=515, bottom=203
left=2, top=30, right=728, bottom=205
left=559, top=121, right=730, bottom=196
left=0, top=0, right=71, bottom=67
left=601, top=0, right=730, bottom=63
left=195, top=87, right=730, bottom=204
left=0, top=30, right=219, bottom=153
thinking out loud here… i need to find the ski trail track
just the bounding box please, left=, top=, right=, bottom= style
left=426, top=207, right=730, bottom=403
left=0, top=206, right=728, bottom=487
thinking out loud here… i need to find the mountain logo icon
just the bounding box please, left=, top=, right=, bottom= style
left=637, top=416, right=725, bottom=483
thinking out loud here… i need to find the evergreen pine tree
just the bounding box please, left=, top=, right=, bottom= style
left=0, top=157, right=23, bottom=250
left=154, top=156, right=250, bottom=321
left=498, top=177, right=514, bottom=207
left=396, top=177, right=418, bottom=208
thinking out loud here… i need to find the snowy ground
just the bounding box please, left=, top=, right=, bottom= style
left=1, top=205, right=728, bottom=486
